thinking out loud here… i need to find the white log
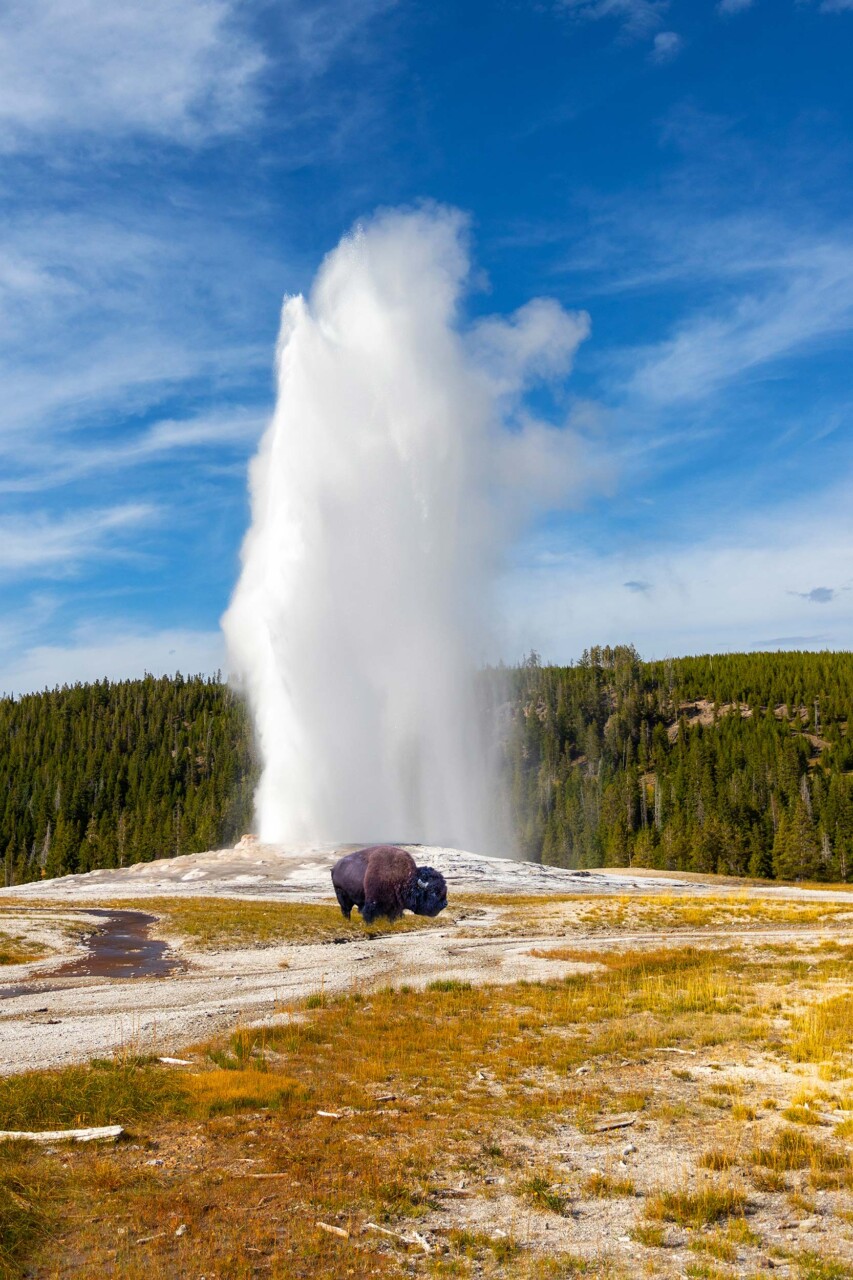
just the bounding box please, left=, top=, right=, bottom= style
left=317, top=1221, right=350, bottom=1239
left=0, top=1124, right=123, bottom=1143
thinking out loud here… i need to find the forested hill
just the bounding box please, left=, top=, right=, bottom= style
left=1, top=675, right=255, bottom=886
left=2, top=649, right=853, bottom=886
left=504, top=647, right=853, bottom=881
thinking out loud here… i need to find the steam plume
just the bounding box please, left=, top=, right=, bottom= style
left=223, top=206, right=589, bottom=850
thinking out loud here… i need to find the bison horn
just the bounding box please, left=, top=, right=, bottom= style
left=417, top=878, right=429, bottom=889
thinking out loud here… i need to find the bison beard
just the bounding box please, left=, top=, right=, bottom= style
left=331, top=845, right=448, bottom=924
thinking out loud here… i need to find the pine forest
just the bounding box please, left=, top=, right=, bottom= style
left=2, top=648, right=853, bottom=885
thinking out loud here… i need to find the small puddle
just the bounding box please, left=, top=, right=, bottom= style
left=0, top=909, right=176, bottom=999
left=52, top=909, right=175, bottom=980
left=0, top=984, right=33, bottom=1000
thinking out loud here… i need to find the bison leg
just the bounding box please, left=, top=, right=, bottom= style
left=334, top=886, right=355, bottom=919
left=360, top=899, right=381, bottom=925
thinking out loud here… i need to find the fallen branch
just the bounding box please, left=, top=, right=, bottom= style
left=0, top=1125, right=123, bottom=1144
left=317, top=1221, right=350, bottom=1239
left=592, top=1115, right=637, bottom=1133
left=158, top=1057, right=193, bottom=1066
left=316, top=1110, right=341, bottom=1119
left=364, top=1222, right=431, bottom=1253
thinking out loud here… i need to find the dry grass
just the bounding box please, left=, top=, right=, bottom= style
left=0, top=930, right=46, bottom=965
left=644, top=1183, right=748, bottom=1228
left=133, top=896, right=440, bottom=949
left=790, top=993, right=853, bottom=1065
left=2, top=894, right=853, bottom=1278
left=752, top=1127, right=851, bottom=1180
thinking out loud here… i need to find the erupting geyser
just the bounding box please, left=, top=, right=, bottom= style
left=224, top=205, right=590, bottom=850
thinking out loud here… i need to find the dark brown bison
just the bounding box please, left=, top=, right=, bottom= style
left=331, top=845, right=448, bottom=924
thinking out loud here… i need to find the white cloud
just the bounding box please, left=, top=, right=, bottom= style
left=281, top=0, right=398, bottom=76
left=0, top=504, right=154, bottom=576
left=558, top=0, right=667, bottom=36
left=717, top=0, right=754, bottom=13
left=626, top=236, right=853, bottom=405
left=650, top=30, right=683, bottom=61
left=0, top=0, right=266, bottom=151
left=0, top=203, right=275, bottom=489
left=1, top=409, right=266, bottom=493
left=500, top=485, right=853, bottom=661
left=0, top=625, right=226, bottom=696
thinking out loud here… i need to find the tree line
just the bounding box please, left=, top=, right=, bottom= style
left=2, top=648, right=852, bottom=884
left=500, top=646, right=853, bottom=881
left=1, top=674, right=255, bottom=886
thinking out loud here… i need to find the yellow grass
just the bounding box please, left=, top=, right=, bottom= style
left=2, top=921, right=853, bottom=1278
left=129, top=896, right=440, bottom=949
left=790, top=993, right=853, bottom=1065
left=0, top=931, right=46, bottom=966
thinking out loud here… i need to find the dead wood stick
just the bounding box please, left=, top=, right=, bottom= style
left=0, top=1124, right=123, bottom=1144
left=364, top=1222, right=431, bottom=1253
left=317, top=1221, right=350, bottom=1239
left=592, top=1115, right=637, bottom=1133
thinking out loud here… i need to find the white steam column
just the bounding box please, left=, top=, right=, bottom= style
left=223, top=206, right=590, bottom=850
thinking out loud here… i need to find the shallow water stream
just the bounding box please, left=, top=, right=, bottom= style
left=0, top=908, right=175, bottom=999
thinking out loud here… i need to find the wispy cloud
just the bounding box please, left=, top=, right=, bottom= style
left=717, top=0, right=754, bottom=13
left=0, top=0, right=266, bottom=151
left=0, top=623, right=225, bottom=696
left=280, top=0, right=398, bottom=76
left=1, top=409, right=266, bottom=494
left=627, top=236, right=853, bottom=405
left=0, top=505, right=155, bottom=577
left=501, top=483, right=853, bottom=661
left=789, top=586, right=836, bottom=603
left=650, top=31, right=683, bottom=61
left=557, top=0, right=667, bottom=38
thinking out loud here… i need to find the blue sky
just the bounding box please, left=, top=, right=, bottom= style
left=1, top=0, right=852, bottom=692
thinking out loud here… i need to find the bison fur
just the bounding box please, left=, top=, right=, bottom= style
left=331, top=845, right=448, bottom=925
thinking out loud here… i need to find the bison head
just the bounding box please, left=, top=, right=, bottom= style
left=406, top=865, right=447, bottom=917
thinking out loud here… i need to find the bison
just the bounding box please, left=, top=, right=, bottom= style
left=331, top=845, right=448, bottom=924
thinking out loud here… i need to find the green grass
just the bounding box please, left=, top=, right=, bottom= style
left=0, top=1148, right=49, bottom=1280
left=0, top=1057, right=184, bottom=1132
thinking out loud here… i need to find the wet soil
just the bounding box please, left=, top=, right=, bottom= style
left=0, top=909, right=176, bottom=1000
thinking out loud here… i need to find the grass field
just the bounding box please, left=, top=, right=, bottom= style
left=1, top=887, right=852, bottom=1278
